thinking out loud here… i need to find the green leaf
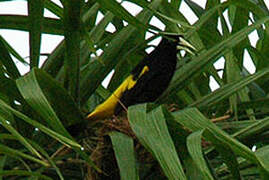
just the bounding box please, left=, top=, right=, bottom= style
left=44, top=0, right=63, bottom=18
left=96, top=0, right=158, bottom=32
left=233, top=116, right=269, bottom=141
left=184, top=0, right=204, bottom=17
left=0, top=170, right=52, bottom=180
left=230, top=0, right=268, bottom=20
left=0, top=35, right=27, bottom=66
left=41, top=40, right=65, bottom=77
left=172, top=108, right=269, bottom=175
left=0, top=133, right=64, bottom=180
left=87, top=11, right=114, bottom=44
left=128, top=104, right=186, bottom=180
left=187, top=130, right=214, bottom=180
left=0, top=156, right=7, bottom=180
left=0, top=73, right=24, bottom=104
left=255, top=145, right=269, bottom=175
left=28, top=139, right=64, bottom=180
left=0, top=92, right=99, bottom=173
left=28, top=68, right=83, bottom=126
left=0, top=99, right=81, bottom=148
left=0, top=35, right=20, bottom=79
left=214, top=143, right=242, bottom=180
left=190, top=67, right=269, bottom=109
left=28, top=0, right=44, bottom=68
left=0, top=144, right=48, bottom=166
left=16, top=68, right=70, bottom=135
left=110, top=132, right=138, bottom=180
left=63, top=0, right=82, bottom=102
left=15, top=68, right=100, bottom=173
left=0, top=15, right=63, bottom=35
left=172, top=108, right=256, bottom=162
left=0, top=115, right=42, bottom=159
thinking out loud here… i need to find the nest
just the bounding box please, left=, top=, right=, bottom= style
left=81, top=114, right=160, bottom=180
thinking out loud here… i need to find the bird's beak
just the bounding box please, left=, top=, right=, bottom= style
left=177, top=37, right=196, bottom=55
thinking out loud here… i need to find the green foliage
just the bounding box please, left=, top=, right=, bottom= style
left=0, top=0, right=268, bottom=179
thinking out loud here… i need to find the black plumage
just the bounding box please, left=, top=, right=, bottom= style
left=114, top=35, right=179, bottom=114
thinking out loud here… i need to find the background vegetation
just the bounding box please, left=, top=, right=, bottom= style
left=0, top=0, right=268, bottom=179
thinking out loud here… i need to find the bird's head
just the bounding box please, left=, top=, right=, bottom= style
left=163, top=34, right=196, bottom=55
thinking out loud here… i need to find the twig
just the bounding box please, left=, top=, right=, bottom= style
left=211, top=115, right=231, bottom=123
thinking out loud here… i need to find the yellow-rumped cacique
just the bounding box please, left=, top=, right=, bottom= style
left=87, top=34, right=195, bottom=120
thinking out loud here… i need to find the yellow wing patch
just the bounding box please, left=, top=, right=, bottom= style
left=87, top=66, right=149, bottom=120
left=128, top=66, right=149, bottom=89
left=140, top=65, right=149, bottom=76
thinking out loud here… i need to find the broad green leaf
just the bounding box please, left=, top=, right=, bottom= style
left=29, top=68, right=83, bottom=125
left=16, top=68, right=70, bottom=135
left=14, top=69, right=101, bottom=171
left=128, top=104, right=186, bottom=180
left=255, top=145, right=269, bottom=175
left=184, top=156, right=207, bottom=180
left=110, top=132, right=138, bottom=180
left=187, top=130, right=214, bottom=180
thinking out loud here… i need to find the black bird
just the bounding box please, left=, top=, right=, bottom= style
left=87, top=35, right=195, bottom=120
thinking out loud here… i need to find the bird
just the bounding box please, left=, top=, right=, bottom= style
left=87, top=34, right=195, bottom=120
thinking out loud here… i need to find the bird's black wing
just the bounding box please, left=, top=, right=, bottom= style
left=114, top=61, right=173, bottom=115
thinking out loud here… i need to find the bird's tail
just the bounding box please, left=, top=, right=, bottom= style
left=86, top=111, right=98, bottom=120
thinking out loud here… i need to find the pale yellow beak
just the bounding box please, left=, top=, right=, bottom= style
left=177, top=37, right=196, bottom=55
